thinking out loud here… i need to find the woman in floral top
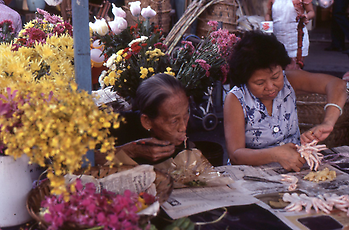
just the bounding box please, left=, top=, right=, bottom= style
left=224, top=31, right=347, bottom=172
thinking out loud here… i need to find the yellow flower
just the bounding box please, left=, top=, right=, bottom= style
left=140, top=67, right=148, bottom=79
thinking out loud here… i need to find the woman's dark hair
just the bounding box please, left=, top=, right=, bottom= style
left=133, top=73, right=186, bottom=119
left=228, top=30, right=291, bottom=86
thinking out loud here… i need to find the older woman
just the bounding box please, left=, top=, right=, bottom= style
left=109, top=73, right=190, bottom=164
left=224, top=30, right=347, bottom=172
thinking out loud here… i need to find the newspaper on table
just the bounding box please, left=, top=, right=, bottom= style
left=64, top=164, right=157, bottom=196
left=161, top=184, right=259, bottom=219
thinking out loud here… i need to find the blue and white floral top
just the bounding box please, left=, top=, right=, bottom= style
left=229, top=73, right=300, bottom=148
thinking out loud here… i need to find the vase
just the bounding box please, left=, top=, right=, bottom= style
left=26, top=0, right=46, bottom=12
left=0, top=155, right=33, bottom=227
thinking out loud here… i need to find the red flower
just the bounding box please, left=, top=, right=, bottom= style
left=132, top=45, right=141, bottom=53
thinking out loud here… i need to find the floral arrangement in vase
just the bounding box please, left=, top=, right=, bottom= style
left=0, top=10, right=121, bottom=196
left=0, top=82, right=120, bottom=195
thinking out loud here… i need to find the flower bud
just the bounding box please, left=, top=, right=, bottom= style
left=141, top=6, right=156, bottom=19
left=109, top=17, right=128, bottom=35
left=90, top=48, right=105, bottom=67
left=129, top=1, right=141, bottom=17
left=89, top=18, right=109, bottom=36
left=112, top=3, right=126, bottom=18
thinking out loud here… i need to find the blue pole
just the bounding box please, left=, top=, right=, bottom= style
left=72, top=0, right=95, bottom=166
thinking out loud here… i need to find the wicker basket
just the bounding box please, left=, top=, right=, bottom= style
left=296, top=93, right=349, bottom=148
left=196, top=0, right=239, bottom=38
left=124, top=0, right=172, bottom=33
left=26, top=165, right=173, bottom=229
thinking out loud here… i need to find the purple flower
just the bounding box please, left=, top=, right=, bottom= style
left=41, top=179, right=147, bottom=229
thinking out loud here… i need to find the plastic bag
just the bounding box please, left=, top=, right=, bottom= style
left=155, top=148, right=234, bottom=188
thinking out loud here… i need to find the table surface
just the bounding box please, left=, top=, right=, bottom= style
left=3, top=146, right=349, bottom=230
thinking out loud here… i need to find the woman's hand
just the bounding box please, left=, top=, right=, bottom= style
left=300, top=123, right=334, bottom=145
left=122, top=137, right=175, bottom=162
left=275, top=143, right=306, bottom=172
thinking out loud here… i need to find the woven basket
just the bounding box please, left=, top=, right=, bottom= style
left=123, top=0, right=172, bottom=33
left=296, top=93, right=349, bottom=148
left=196, top=0, right=239, bottom=38
left=26, top=165, right=173, bottom=229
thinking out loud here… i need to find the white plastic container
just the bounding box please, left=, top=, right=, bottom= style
left=261, top=21, right=273, bottom=33
left=0, top=155, right=33, bottom=227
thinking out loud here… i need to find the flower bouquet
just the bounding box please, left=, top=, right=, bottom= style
left=90, top=2, right=164, bottom=59
left=95, top=18, right=239, bottom=105
left=90, top=3, right=174, bottom=101
left=0, top=10, right=121, bottom=195
left=13, top=9, right=73, bottom=50
left=170, top=21, right=239, bottom=100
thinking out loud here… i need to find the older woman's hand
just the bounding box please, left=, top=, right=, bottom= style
left=300, top=123, right=334, bottom=145
left=275, top=143, right=306, bottom=172
left=123, top=137, right=175, bottom=162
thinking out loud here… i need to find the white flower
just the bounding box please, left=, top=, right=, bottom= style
left=105, top=53, right=118, bottom=68
left=109, top=17, right=128, bottom=35
left=89, top=18, right=109, bottom=36
left=98, top=70, right=108, bottom=88
left=128, top=36, right=148, bottom=47
left=112, top=3, right=126, bottom=18
left=129, top=1, right=141, bottom=17
left=141, top=6, right=156, bottom=19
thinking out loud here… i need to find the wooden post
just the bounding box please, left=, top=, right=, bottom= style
left=72, top=0, right=95, bottom=166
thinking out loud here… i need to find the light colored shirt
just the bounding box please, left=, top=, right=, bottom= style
left=0, top=0, right=22, bottom=36
left=229, top=73, right=301, bottom=149
left=272, top=0, right=309, bottom=57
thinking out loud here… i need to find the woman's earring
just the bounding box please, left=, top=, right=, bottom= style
left=148, top=129, right=151, bottom=132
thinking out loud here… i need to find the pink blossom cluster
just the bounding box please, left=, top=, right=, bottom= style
left=210, top=28, right=239, bottom=59
left=181, top=41, right=195, bottom=55
left=207, top=20, right=218, bottom=31
left=41, top=179, right=148, bottom=230
left=195, top=59, right=211, bottom=77
left=37, top=8, right=64, bottom=24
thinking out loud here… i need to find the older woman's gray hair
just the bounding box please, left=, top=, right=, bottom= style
left=134, top=73, right=186, bottom=119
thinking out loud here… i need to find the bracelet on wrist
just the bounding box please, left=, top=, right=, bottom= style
left=324, top=103, right=343, bottom=116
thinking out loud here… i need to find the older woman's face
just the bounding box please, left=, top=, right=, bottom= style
left=247, top=65, right=284, bottom=102
left=149, top=92, right=189, bottom=146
